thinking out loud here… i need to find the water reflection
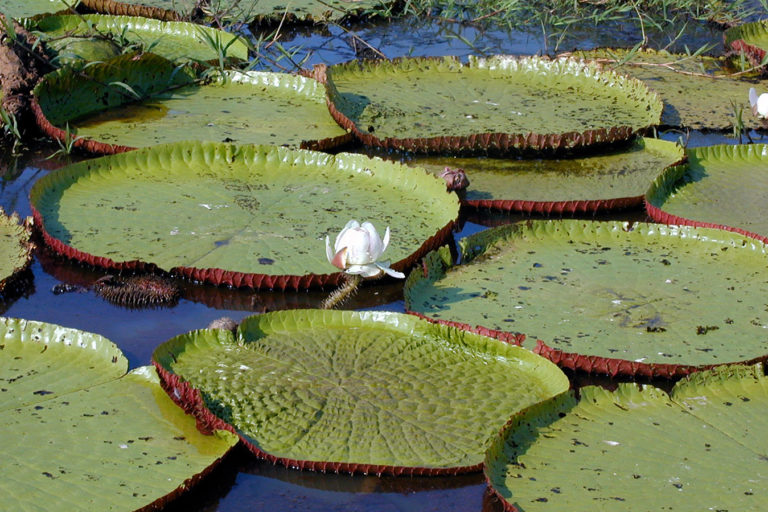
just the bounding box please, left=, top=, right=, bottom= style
left=166, top=445, right=496, bottom=512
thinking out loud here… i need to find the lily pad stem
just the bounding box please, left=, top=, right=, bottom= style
left=322, top=273, right=362, bottom=309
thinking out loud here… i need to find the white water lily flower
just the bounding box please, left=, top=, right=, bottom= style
left=325, top=220, right=405, bottom=278
left=749, top=87, right=768, bottom=119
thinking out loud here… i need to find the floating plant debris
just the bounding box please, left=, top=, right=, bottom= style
left=91, top=274, right=180, bottom=308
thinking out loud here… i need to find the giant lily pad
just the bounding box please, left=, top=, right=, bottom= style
left=397, top=137, right=683, bottom=212
left=32, top=53, right=350, bottom=153
left=318, top=55, right=662, bottom=154
left=152, top=309, right=569, bottom=475
left=485, top=364, right=768, bottom=511
left=568, top=48, right=768, bottom=130
left=726, top=21, right=768, bottom=71
left=646, top=144, right=768, bottom=243
left=405, top=220, right=768, bottom=378
left=32, top=14, right=248, bottom=64
left=0, top=208, right=33, bottom=298
left=77, top=0, right=390, bottom=24
left=0, top=317, right=238, bottom=510
left=30, top=141, right=458, bottom=290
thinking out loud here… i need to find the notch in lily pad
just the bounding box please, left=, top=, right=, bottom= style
left=0, top=317, right=238, bottom=510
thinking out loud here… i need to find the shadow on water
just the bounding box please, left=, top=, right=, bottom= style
left=165, top=445, right=499, bottom=512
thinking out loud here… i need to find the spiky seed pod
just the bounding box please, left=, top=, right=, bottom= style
left=92, top=274, right=180, bottom=308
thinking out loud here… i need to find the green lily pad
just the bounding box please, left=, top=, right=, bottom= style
left=569, top=48, right=768, bottom=130
left=398, top=137, right=683, bottom=212
left=2, top=0, right=75, bottom=19
left=33, top=14, right=248, bottom=64
left=0, top=208, right=33, bottom=297
left=30, top=141, right=458, bottom=290
left=405, top=220, right=768, bottom=378
left=32, top=52, right=350, bottom=153
left=153, top=309, right=569, bottom=474
left=0, top=317, right=238, bottom=510
left=726, top=21, right=768, bottom=71
left=485, top=364, right=768, bottom=511
left=646, top=144, right=768, bottom=243
left=77, top=0, right=389, bottom=24
left=319, top=55, right=662, bottom=154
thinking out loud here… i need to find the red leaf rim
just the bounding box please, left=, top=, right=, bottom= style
left=482, top=391, right=573, bottom=512
left=466, top=195, right=641, bottom=214
left=409, top=224, right=768, bottom=379
left=405, top=310, right=526, bottom=347
left=31, top=90, right=354, bottom=156
left=31, top=95, right=136, bottom=155
left=729, top=39, right=767, bottom=71
left=152, top=361, right=482, bottom=476
left=78, top=0, right=181, bottom=21
left=30, top=199, right=455, bottom=291
left=314, top=59, right=659, bottom=154
left=644, top=199, right=768, bottom=245
left=464, top=147, right=686, bottom=213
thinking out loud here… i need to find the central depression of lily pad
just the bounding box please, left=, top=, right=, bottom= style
left=406, top=220, right=768, bottom=377
left=29, top=142, right=458, bottom=290
left=152, top=310, right=569, bottom=475
left=33, top=53, right=350, bottom=154
left=319, top=55, right=662, bottom=153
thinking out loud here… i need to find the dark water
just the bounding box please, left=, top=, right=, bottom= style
left=1, top=12, right=761, bottom=512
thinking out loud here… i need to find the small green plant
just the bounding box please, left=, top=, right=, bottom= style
left=46, top=123, right=82, bottom=159
left=729, top=100, right=751, bottom=143
left=195, top=26, right=241, bottom=72
left=0, top=108, right=23, bottom=155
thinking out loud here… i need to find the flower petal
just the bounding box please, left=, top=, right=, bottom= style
left=325, top=235, right=334, bottom=264
left=361, top=222, right=384, bottom=260
left=345, top=264, right=382, bottom=277
left=376, top=261, right=405, bottom=279
left=331, top=247, right=348, bottom=270
left=382, top=226, right=391, bottom=253
left=335, top=220, right=360, bottom=252
left=750, top=88, right=758, bottom=109
left=343, top=228, right=373, bottom=265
